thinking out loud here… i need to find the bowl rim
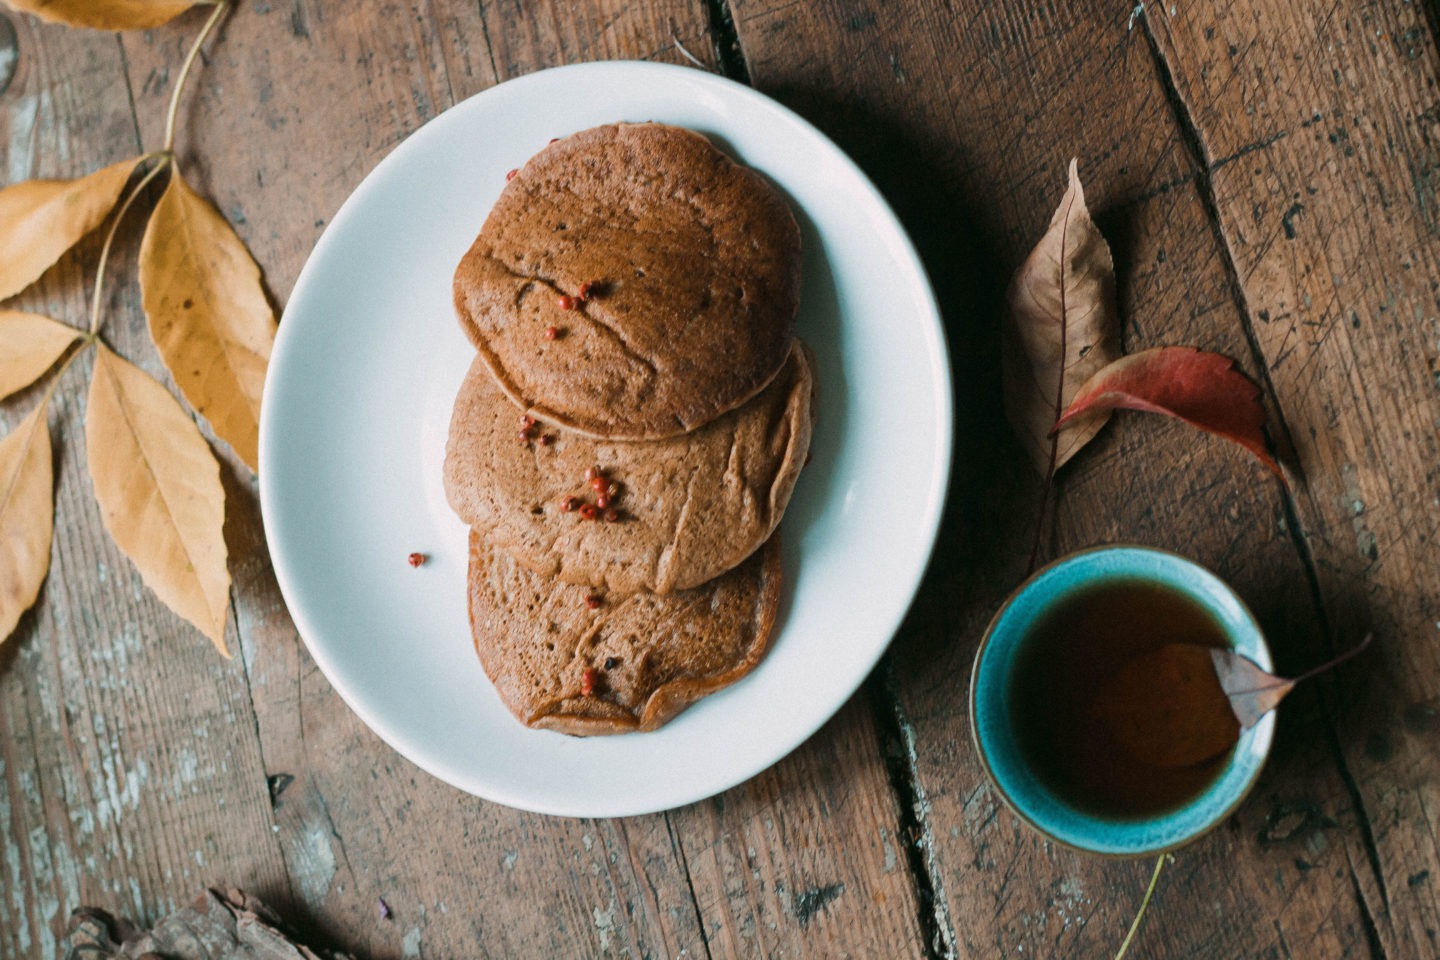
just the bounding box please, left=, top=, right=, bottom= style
left=967, top=543, right=1276, bottom=858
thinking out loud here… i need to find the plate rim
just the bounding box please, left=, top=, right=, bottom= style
left=259, top=60, right=954, bottom=817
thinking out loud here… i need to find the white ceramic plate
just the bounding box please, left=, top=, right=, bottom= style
left=260, top=61, right=951, bottom=817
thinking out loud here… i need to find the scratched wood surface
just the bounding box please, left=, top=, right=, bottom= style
left=728, top=0, right=1384, bottom=956
left=2, top=0, right=1436, bottom=958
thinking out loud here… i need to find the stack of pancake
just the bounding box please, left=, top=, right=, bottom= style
left=444, top=123, right=816, bottom=735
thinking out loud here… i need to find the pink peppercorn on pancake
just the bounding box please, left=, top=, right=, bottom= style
left=444, top=339, right=814, bottom=594
left=467, top=528, right=783, bottom=736
left=452, top=122, right=802, bottom=440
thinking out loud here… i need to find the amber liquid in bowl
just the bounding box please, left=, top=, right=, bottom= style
left=1006, top=579, right=1236, bottom=820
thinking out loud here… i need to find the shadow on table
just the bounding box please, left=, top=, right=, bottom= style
left=751, top=82, right=1039, bottom=696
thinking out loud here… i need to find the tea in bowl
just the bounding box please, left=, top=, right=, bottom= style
left=969, top=545, right=1275, bottom=856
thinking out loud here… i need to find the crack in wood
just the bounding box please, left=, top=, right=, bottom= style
left=473, top=0, right=502, bottom=85
left=703, top=0, right=751, bottom=84
left=1136, top=15, right=1394, bottom=960
left=868, top=659, right=954, bottom=960
left=113, top=34, right=146, bottom=158
left=1350, top=856, right=1390, bottom=960
left=1327, top=717, right=1394, bottom=919
left=230, top=627, right=301, bottom=914
left=662, top=813, right=715, bottom=960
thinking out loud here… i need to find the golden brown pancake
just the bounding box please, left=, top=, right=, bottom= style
left=467, top=528, right=782, bottom=735
left=445, top=340, right=814, bottom=594
left=452, top=122, right=801, bottom=440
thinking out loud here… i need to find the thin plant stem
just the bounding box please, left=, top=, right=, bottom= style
left=163, top=0, right=229, bottom=153
left=1282, top=630, right=1374, bottom=686
left=1114, top=853, right=1168, bottom=960
left=1223, top=631, right=1375, bottom=697
left=1024, top=186, right=1080, bottom=577
left=88, top=155, right=172, bottom=337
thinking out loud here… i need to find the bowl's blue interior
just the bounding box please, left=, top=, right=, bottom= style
left=972, top=547, right=1275, bottom=855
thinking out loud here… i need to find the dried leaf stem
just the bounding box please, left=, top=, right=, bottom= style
left=1023, top=175, right=1075, bottom=576
left=1, top=0, right=263, bottom=650
left=88, top=154, right=172, bottom=336
left=1225, top=631, right=1374, bottom=697
left=163, top=1, right=229, bottom=154
left=1114, top=854, right=1168, bottom=960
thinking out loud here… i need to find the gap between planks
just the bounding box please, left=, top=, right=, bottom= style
left=1134, top=11, right=1392, bottom=960
left=700, top=0, right=960, bottom=954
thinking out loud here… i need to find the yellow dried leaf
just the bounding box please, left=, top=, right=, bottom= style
left=0, top=311, right=82, bottom=400
left=86, top=344, right=230, bottom=653
left=0, top=156, right=139, bottom=300
left=140, top=170, right=274, bottom=471
left=3, top=0, right=195, bottom=30
left=0, top=402, right=54, bottom=644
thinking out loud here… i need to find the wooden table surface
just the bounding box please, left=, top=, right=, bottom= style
left=4, top=1, right=1438, bottom=957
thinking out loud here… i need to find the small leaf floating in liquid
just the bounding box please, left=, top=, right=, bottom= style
left=1213, top=631, right=1374, bottom=729
left=1208, top=648, right=1296, bottom=729
left=1098, top=633, right=1375, bottom=769
left=1095, top=643, right=1241, bottom=770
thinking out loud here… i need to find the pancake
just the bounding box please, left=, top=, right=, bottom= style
left=452, top=122, right=802, bottom=440
left=445, top=339, right=814, bottom=594
left=467, top=528, right=782, bottom=735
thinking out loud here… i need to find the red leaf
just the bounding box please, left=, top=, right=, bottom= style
left=1054, top=346, right=1280, bottom=474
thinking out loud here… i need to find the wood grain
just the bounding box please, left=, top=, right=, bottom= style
left=89, top=2, right=928, bottom=957
left=728, top=0, right=1379, bottom=955
left=0, top=10, right=289, bottom=957
left=5, top=0, right=1436, bottom=955
left=1148, top=2, right=1440, bottom=955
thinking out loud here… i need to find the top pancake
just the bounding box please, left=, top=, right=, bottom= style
left=453, top=122, right=802, bottom=440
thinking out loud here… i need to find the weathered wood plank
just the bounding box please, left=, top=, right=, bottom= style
left=0, top=9, right=291, bottom=956
left=1147, top=2, right=1440, bottom=955
left=669, top=697, right=923, bottom=958
left=441, top=7, right=931, bottom=953
left=729, top=0, right=1378, bottom=955
left=94, top=1, right=927, bottom=956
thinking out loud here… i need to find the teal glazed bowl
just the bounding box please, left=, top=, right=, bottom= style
left=969, top=546, right=1275, bottom=856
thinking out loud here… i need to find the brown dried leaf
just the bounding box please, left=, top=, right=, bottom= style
left=64, top=887, right=356, bottom=960
left=86, top=344, right=230, bottom=653
left=1002, top=159, right=1120, bottom=474
left=1096, top=643, right=1241, bottom=770
left=0, top=310, right=82, bottom=399
left=140, top=170, right=275, bottom=471
left=3, top=0, right=194, bottom=30
left=1210, top=648, right=1296, bottom=729
left=0, top=402, right=54, bottom=644
left=0, top=156, right=139, bottom=300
